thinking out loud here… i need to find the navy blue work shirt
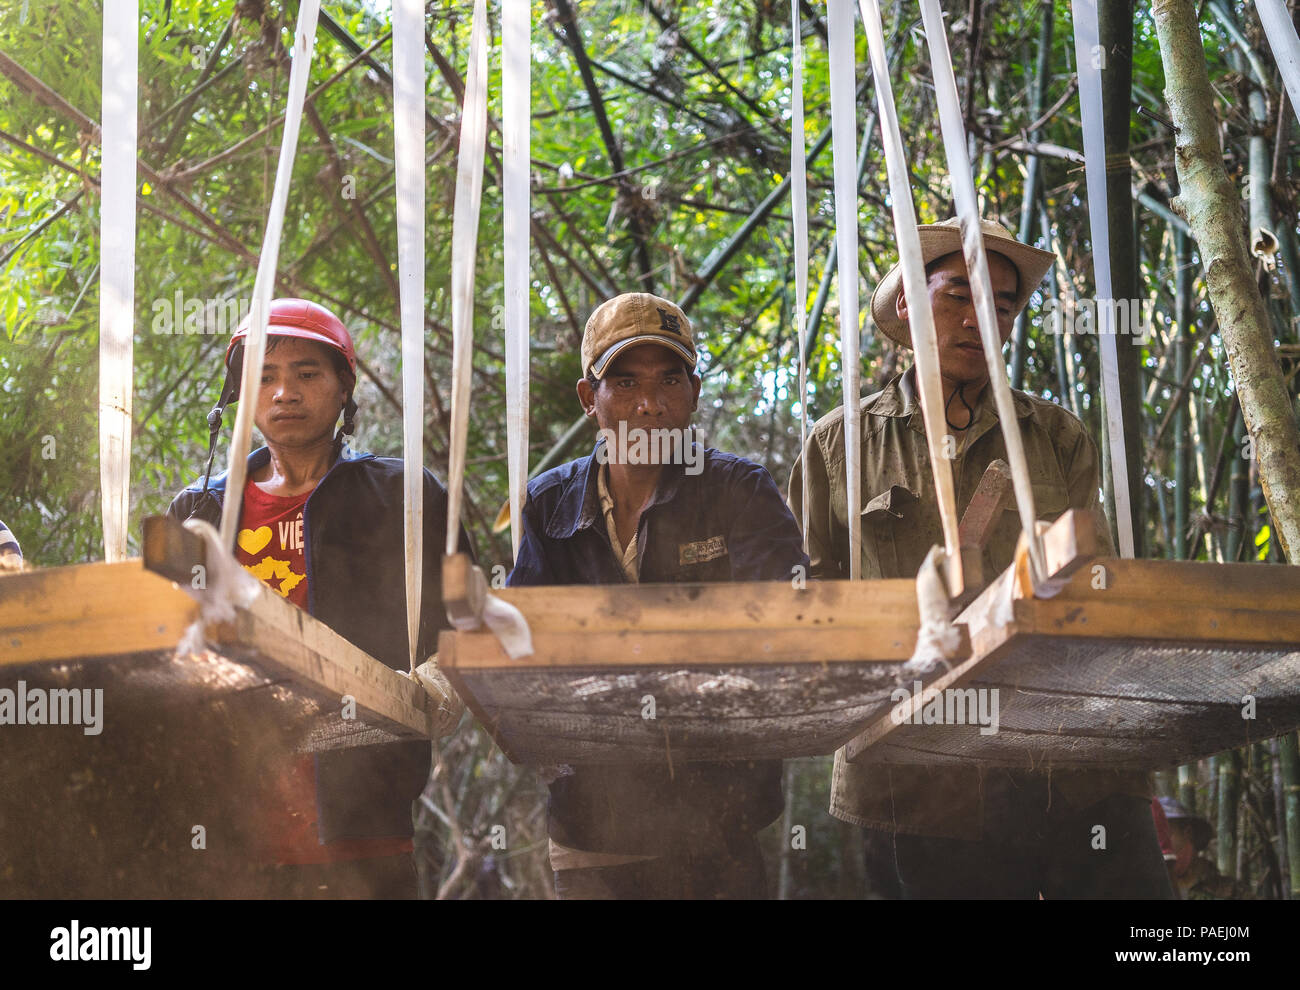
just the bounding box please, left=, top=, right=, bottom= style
left=509, top=440, right=810, bottom=857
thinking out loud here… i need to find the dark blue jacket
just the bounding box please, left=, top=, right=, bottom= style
left=168, top=444, right=474, bottom=844
left=509, top=441, right=810, bottom=856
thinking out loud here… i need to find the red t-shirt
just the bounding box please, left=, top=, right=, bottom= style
left=236, top=477, right=413, bottom=865
left=234, top=480, right=310, bottom=609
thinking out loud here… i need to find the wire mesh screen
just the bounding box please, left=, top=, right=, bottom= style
left=858, top=636, right=1300, bottom=769
left=454, top=660, right=909, bottom=764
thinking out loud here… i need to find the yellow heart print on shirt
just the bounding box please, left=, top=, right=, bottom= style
left=237, top=525, right=305, bottom=597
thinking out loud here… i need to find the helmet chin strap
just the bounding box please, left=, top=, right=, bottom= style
left=334, top=393, right=358, bottom=449
left=201, top=351, right=243, bottom=495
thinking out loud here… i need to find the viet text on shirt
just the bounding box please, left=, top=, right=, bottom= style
left=234, top=478, right=310, bottom=609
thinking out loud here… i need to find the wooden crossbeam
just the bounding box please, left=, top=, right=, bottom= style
left=206, top=574, right=443, bottom=741
left=1, top=559, right=197, bottom=665
left=0, top=516, right=461, bottom=744
left=442, top=552, right=487, bottom=629
left=439, top=577, right=960, bottom=670
left=990, top=556, right=1300, bottom=652
left=141, top=513, right=209, bottom=587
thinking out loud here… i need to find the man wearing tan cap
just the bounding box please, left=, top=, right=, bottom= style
left=789, top=218, right=1170, bottom=898
left=509, top=291, right=808, bottom=899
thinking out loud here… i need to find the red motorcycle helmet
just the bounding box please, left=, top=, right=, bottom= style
left=201, top=298, right=359, bottom=492
left=226, top=297, right=357, bottom=381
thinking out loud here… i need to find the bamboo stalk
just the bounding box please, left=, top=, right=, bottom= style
left=1009, top=0, right=1054, bottom=390
left=1178, top=762, right=1198, bottom=813
left=1228, top=415, right=1248, bottom=562
left=1217, top=749, right=1242, bottom=878
left=1151, top=0, right=1300, bottom=561
left=1155, top=468, right=1173, bottom=554
left=1269, top=737, right=1292, bottom=899
left=1188, top=393, right=1215, bottom=559
left=1280, top=731, right=1300, bottom=896
left=1174, top=231, right=1193, bottom=560
left=777, top=759, right=796, bottom=900
left=1154, top=769, right=1178, bottom=798
left=1040, top=204, right=1083, bottom=420
left=549, top=0, right=655, bottom=292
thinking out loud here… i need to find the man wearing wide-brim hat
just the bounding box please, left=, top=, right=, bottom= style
left=789, top=217, right=1171, bottom=898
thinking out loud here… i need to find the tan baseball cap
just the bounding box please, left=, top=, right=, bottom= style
left=581, top=292, right=698, bottom=379
left=870, top=217, right=1055, bottom=349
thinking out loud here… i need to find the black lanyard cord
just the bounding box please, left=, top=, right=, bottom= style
left=944, top=383, right=978, bottom=432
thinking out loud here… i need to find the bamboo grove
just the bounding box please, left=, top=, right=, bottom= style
left=1, top=0, right=1298, bottom=898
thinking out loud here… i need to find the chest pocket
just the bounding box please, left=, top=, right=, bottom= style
left=671, top=534, right=731, bottom=581
left=859, top=484, right=921, bottom=579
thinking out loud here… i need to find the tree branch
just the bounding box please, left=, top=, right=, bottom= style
left=547, top=0, right=656, bottom=292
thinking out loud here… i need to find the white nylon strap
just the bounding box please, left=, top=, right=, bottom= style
left=503, top=0, right=531, bottom=563
left=441, top=0, right=535, bottom=662
left=827, top=0, right=862, bottom=578
left=445, top=0, right=489, bottom=558
left=1255, top=0, right=1300, bottom=130
left=394, top=0, right=425, bottom=673
left=857, top=0, right=963, bottom=587
left=98, top=0, right=138, bottom=563
left=219, top=0, right=322, bottom=552
left=791, top=0, right=811, bottom=552
left=1072, top=0, right=1135, bottom=558
left=917, top=0, right=1047, bottom=587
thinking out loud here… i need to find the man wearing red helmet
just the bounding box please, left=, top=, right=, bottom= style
left=168, top=298, right=473, bottom=898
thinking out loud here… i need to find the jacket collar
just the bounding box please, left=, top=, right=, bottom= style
left=543, top=439, right=692, bottom=540
left=544, top=446, right=602, bottom=540
left=192, top=443, right=374, bottom=495
left=867, top=366, right=1035, bottom=438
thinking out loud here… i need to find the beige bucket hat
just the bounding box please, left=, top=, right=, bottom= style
left=869, top=217, right=1055, bottom=348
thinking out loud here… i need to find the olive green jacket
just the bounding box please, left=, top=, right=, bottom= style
left=789, top=368, right=1148, bottom=838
